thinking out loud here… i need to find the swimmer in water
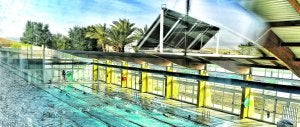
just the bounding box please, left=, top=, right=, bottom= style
left=163, top=113, right=170, bottom=118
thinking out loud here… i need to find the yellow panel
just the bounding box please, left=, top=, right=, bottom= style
left=106, top=60, right=112, bottom=84
left=92, top=83, right=98, bottom=93
left=127, top=74, right=132, bottom=88
left=111, top=70, right=115, bottom=84
left=172, top=80, right=179, bottom=98
left=197, top=70, right=211, bottom=107
left=140, top=63, right=148, bottom=93
left=100, top=68, right=106, bottom=81
left=241, top=87, right=251, bottom=118
left=197, top=80, right=205, bottom=107
left=205, top=85, right=212, bottom=106
left=240, top=74, right=254, bottom=119
left=121, top=61, right=128, bottom=88
left=93, top=59, right=98, bottom=81
left=165, top=66, right=172, bottom=99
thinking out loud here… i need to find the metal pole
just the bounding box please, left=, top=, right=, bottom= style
left=159, top=5, right=166, bottom=53
left=27, top=44, right=28, bottom=60
left=216, top=32, right=220, bottom=54
left=43, top=44, right=46, bottom=83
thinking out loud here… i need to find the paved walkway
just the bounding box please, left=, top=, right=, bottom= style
left=0, top=66, right=106, bottom=127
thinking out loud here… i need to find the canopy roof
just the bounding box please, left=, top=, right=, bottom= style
left=238, top=0, right=300, bottom=77
left=137, top=9, right=219, bottom=51
left=64, top=0, right=300, bottom=77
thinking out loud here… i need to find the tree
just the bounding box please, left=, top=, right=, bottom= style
left=52, top=33, right=70, bottom=50
left=132, top=25, right=148, bottom=52
left=109, top=19, right=137, bottom=52
left=108, top=28, right=122, bottom=52
left=20, top=21, right=52, bottom=47
left=238, top=42, right=255, bottom=55
left=68, top=26, right=96, bottom=51
left=20, top=21, right=35, bottom=45
left=86, top=24, right=109, bottom=52
left=133, top=25, right=148, bottom=40
left=41, top=24, right=53, bottom=48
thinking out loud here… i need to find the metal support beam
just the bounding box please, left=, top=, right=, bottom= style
left=281, top=42, right=300, bottom=47
left=216, top=32, right=220, bottom=54
left=159, top=6, right=165, bottom=53
left=42, top=45, right=46, bottom=83
left=175, top=23, right=198, bottom=47
left=187, top=26, right=211, bottom=49
left=163, top=18, right=182, bottom=41
left=288, top=0, right=300, bottom=15
left=137, top=18, right=160, bottom=49
left=269, top=20, right=300, bottom=27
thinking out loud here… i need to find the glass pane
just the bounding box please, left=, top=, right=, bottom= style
left=223, top=92, right=233, bottom=112
left=212, top=89, right=223, bottom=109
left=264, top=99, right=275, bottom=123
left=252, top=68, right=265, bottom=76
left=193, top=85, right=198, bottom=104
left=178, top=84, right=186, bottom=101
left=290, top=102, right=300, bottom=124
left=233, top=93, right=242, bottom=114
left=277, top=92, right=290, bottom=98
left=292, top=94, right=300, bottom=100
left=185, top=85, right=194, bottom=103
left=275, top=100, right=288, bottom=123
left=264, top=90, right=276, bottom=96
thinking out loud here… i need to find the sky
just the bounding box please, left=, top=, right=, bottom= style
left=0, top=0, right=174, bottom=40
left=0, top=0, right=266, bottom=49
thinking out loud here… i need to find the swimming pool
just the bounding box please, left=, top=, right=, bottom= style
left=37, top=82, right=208, bottom=127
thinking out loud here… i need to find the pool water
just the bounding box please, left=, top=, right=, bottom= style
left=37, top=82, right=207, bottom=127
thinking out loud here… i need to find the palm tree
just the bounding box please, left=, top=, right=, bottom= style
left=86, top=24, right=109, bottom=52
left=132, top=25, right=148, bottom=52
left=133, top=25, right=148, bottom=40
left=109, top=19, right=136, bottom=52
left=108, top=29, right=122, bottom=52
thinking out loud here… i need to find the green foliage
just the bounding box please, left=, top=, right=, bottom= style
left=52, top=33, right=70, bottom=50
left=109, top=19, right=137, bottom=52
left=19, top=20, right=147, bottom=52
left=20, top=21, right=34, bottom=44
left=20, top=21, right=52, bottom=48
left=10, top=43, right=22, bottom=49
left=86, top=24, right=109, bottom=52
left=133, top=25, right=148, bottom=40
left=67, top=26, right=97, bottom=51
